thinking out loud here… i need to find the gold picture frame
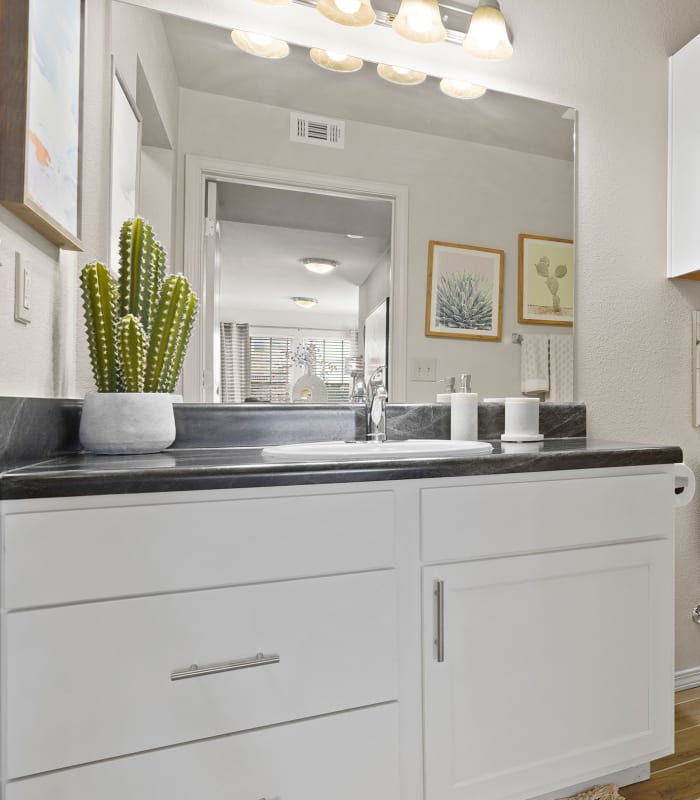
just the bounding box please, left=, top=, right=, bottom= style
left=518, top=233, right=574, bottom=326
left=425, top=240, right=504, bottom=341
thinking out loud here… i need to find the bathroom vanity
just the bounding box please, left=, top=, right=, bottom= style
left=0, top=430, right=684, bottom=800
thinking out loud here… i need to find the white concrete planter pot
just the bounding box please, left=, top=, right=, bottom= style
left=79, top=392, right=176, bottom=455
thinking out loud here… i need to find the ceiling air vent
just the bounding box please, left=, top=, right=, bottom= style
left=290, top=111, right=345, bottom=149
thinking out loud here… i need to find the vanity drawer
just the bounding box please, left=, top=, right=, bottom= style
left=6, top=570, right=398, bottom=778
left=421, top=473, right=673, bottom=562
left=3, top=488, right=395, bottom=608
left=5, top=703, right=400, bottom=800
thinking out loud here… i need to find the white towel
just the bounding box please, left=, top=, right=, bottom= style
left=549, top=335, right=574, bottom=402
left=521, top=335, right=549, bottom=395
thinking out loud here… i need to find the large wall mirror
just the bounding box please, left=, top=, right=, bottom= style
left=112, top=0, right=576, bottom=404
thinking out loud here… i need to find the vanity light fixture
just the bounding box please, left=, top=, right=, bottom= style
left=377, top=63, right=427, bottom=85
left=462, top=0, right=513, bottom=61
left=292, top=296, right=319, bottom=308
left=439, top=78, right=487, bottom=99
left=309, top=48, right=363, bottom=72
left=393, top=0, right=446, bottom=44
left=316, top=0, right=376, bottom=28
left=230, top=29, right=290, bottom=58
left=302, top=258, right=338, bottom=274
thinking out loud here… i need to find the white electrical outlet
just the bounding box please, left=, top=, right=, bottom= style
left=410, top=357, right=437, bottom=382
left=14, top=253, right=31, bottom=324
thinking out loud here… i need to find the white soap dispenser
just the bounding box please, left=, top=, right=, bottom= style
left=436, top=376, right=456, bottom=403
left=450, top=373, right=479, bottom=441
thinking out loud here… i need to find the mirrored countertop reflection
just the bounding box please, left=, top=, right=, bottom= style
left=0, top=439, right=683, bottom=501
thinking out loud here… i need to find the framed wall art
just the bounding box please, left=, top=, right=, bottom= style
left=0, top=0, right=84, bottom=250
left=109, top=64, right=142, bottom=271
left=425, top=240, right=504, bottom=341
left=518, top=233, right=574, bottom=326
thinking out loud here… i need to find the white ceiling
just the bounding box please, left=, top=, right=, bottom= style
left=219, top=221, right=390, bottom=327
left=161, top=12, right=575, bottom=161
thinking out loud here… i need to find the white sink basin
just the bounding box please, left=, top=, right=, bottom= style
left=261, top=439, right=493, bottom=462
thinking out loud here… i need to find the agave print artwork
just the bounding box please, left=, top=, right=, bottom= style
left=518, top=233, right=574, bottom=326
left=425, top=241, right=504, bottom=341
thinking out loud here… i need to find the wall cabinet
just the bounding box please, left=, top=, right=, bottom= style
left=0, top=467, right=676, bottom=800
left=669, top=32, right=700, bottom=278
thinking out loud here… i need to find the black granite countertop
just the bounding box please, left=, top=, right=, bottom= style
left=0, top=438, right=683, bottom=500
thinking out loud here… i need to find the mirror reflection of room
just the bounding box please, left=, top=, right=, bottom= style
left=214, top=182, right=392, bottom=404
left=111, top=0, right=575, bottom=403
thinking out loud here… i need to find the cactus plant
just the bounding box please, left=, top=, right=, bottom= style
left=532, top=256, right=568, bottom=314
left=436, top=272, right=493, bottom=331
left=81, top=217, right=198, bottom=394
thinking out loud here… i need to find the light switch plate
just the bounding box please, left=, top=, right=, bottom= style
left=410, top=357, right=437, bottom=382
left=14, top=253, right=31, bottom=324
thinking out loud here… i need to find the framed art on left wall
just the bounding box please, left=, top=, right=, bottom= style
left=0, top=0, right=84, bottom=250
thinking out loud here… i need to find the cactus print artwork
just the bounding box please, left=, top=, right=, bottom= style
left=425, top=241, right=504, bottom=341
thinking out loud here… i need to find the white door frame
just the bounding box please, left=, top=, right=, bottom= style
left=182, top=154, right=409, bottom=403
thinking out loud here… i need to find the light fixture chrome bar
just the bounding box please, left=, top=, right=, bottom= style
left=291, top=0, right=471, bottom=45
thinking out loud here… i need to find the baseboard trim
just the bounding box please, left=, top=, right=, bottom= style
left=676, top=666, right=700, bottom=691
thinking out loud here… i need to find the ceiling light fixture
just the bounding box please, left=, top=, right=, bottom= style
left=439, top=78, right=487, bottom=99
left=309, top=48, right=363, bottom=73
left=292, top=296, right=319, bottom=308
left=463, top=0, right=513, bottom=61
left=302, top=258, right=338, bottom=274
left=377, top=63, right=427, bottom=86
left=230, top=30, right=290, bottom=59
left=393, top=0, right=446, bottom=44
left=316, top=0, right=376, bottom=27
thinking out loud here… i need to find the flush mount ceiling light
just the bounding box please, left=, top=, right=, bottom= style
left=316, top=0, right=376, bottom=27
left=309, top=48, right=363, bottom=72
left=463, top=0, right=513, bottom=60
left=377, top=63, right=427, bottom=85
left=393, top=0, right=446, bottom=44
left=292, top=296, right=319, bottom=308
left=439, top=78, right=487, bottom=99
left=230, top=30, right=290, bottom=59
left=302, top=258, right=338, bottom=274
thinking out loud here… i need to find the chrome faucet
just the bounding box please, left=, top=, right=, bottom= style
left=367, top=365, right=388, bottom=442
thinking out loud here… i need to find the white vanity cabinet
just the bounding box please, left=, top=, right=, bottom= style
left=0, top=465, right=677, bottom=800
left=419, top=471, right=675, bottom=800
left=0, top=485, right=402, bottom=800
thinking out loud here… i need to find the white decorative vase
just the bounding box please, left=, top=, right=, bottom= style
left=79, top=392, right=176, bottom=455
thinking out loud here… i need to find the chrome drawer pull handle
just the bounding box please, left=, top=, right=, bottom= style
left=434, top=580, right=445, bottom=663
left=171, top=652, right=280, bottom=681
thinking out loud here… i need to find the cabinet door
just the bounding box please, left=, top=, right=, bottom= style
left=422, top=541, right=673, bottom=800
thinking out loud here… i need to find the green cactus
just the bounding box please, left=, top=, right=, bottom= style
left=118, top=217, right=155, bottom=324
left=144, top=274, right=196, bottom=392
left=116, top=314, right=146, bottom=392
left=80, top=262, right=119, bottom=392
left=80, top=217, right=198, bottom=394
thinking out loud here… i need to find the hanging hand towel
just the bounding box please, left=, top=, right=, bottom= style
left=549, top=334, right=574, bottom=402
left=520, top=334, right=549, bottom=395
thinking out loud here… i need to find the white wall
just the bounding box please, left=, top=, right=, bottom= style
left=176, top=89, right=573, bottom=399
